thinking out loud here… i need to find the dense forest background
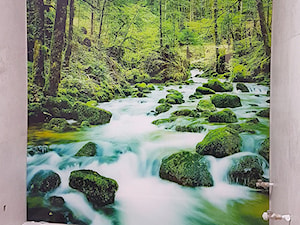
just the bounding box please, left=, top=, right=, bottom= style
left=27, top=0, right=271, bottom=125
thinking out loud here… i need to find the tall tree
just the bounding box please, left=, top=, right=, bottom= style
left=213, top=0, right=220, bottom=73
left=159, top=0, right=163, bottom=50
left=256, top=0, right=271, bottom=57
left=32, top=0, right=45, bottom=87
left=64, top=0, right=75, bottom=67
left=46, top=0, right=68, bottom=96
left=98, top=0, right=108, bottom=39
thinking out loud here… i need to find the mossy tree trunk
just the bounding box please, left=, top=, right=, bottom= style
left=159, top=0, right=163, bottom=50
left=256, top=0, right=271, bottom=57
left=46, top=0, right=68, bottom=96
left=32, top=0, right=45, bottom=87
left=64, top=0, right=75, bottom=68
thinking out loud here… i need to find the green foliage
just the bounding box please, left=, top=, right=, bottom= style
left=211, top=94, right=242, bottom=108
left=44, top=118, right=75, bottom=132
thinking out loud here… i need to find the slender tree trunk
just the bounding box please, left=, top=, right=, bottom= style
left=159, top=0, right=163, bottom=50
left=91, top=0, right=94, bottom=35
left=213, top=0, right=220, bottom=73
left=98, top=0, right=107, bottom=39
left=64, top=0, right=75, bottom=67
left=32, top=0, right=45, bottom=87
left=256, top=0, right=271, bottom=57
left=46, top=0, right=68, bottom=96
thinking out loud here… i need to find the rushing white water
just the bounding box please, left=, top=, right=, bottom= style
left=27, top=69, right=270, bottom=225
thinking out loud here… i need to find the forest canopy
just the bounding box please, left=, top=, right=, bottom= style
left=27, top=0, right=272, bottom=124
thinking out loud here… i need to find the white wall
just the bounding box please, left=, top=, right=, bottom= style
left=0, top=1, right=27, bottom=225
left=270, top=0, right=300, bottom=224
left=1, top=0, right=300, bottom=225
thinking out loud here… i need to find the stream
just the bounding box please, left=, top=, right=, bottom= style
left=27, top=69, right=269, bottom=225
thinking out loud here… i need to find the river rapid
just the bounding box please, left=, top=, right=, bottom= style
left=27, top=69, right=269, bottom=225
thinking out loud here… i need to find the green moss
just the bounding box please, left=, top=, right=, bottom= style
left=75, top=142, right=97, bottom=157
left=69, top=170, right=118, bottom=209
left=258, top=137, right=269, bottom=162
left=44, top=118, right=74, bottom=132
left=228, top=155, right=264, bottom=188
left=196, top=99, right=216, bottom=113
left=236, top=83, right=249, bottom=92
left=72, top=102, right=112, bottom=125
left=196, top=127, right=241, bottom=158
left=195, top=86, right=216, bottom=95
left=203, top=79, right=233, bottom=92
left=208, top=109, right=238, bottom=123
left=159, top=151, right=213, bottom=187
left=171, top=109, right=199, bottom=118
left=211, top=94, right=242, bottom=108
left=256, top=108, right=270, bottom=118
left=155, top=103, right=172, bottom=114
left=166, top=89, right=184, bottom=104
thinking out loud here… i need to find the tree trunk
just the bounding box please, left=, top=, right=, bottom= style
left=46, top=0, right=68, bottom=96
left=159, top=0, right=163, bottom=50
left=64, top=0, right=75, bottom=68
left=213, top=0, right=220, bottom=73
left=32, top=0, right=45, bottom=87
left=98, top=0, right=107, bottom=39
left=256, top=0, right=271, bottom=57
left=91, top=0, right=94, bottom=35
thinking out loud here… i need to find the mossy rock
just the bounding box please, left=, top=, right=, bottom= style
left=256, top=108, right=270, bottom=118
left=72, top=102, right=112, bottom=125
left=44, top=118, right=74, bottom=132
left=155, top=103, right=172, bottom=114
left=203, top=79, right=233, bottom=92
left=159, top=151, right=213, bottom=187
left=171, top=109, right=199, bottom=118
left=208, top=109, right=238, bottom=123
left=175, top=123, right=205, bottom=133
left=135, top=82, right=155, bottom=92
left=27, top=145, right=50, bottom=156
left=258, top=137, right=269, bottom=162
left=196, top=99, right=216, bottom=113
left=166, top=89, right=184, bottom=104
left=69, top=170, right=118, bottom=209
left=75, top=142, right=97, bottom=157
left=195, top=86, right=216, bottom=95
left=211, top=94, right=242, bottom=108
left=44, top=96, right=73, bottom=119
left=196, top=127, right=241, bottom=158
left=152, top=117, right=175, bottom=125
left=49, top=196, right=65, bottom=207
left=189, top=93, right=203, bottom=100
left=236, top=83, right=249, bottom=92
left=228, top=155, right=264, bottom=188
left=28, top=170, right=61, bottom=194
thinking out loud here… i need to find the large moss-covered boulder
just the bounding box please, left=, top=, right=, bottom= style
left=203, top=79, right=233, bottom=92
left=44, top=118, right=74, bottom=132
left=28, top=170, right=61, bottom=194
left=208, top=109, right=238, bottom=123
left=166, top=89, right=184, bottom=104
left=75, top=142, right=97, bottom=157
left=159, top=151, right=213, bottom=187
left=258, top=138, right=269, bottom=162
left=69, top=170, right=118, bottom=208
left=256, top=108, right=270, bottom=118
left=236, top=83, right=249, bottom=92
left=155, top=103, right=172, bottom=114
left=72, top=102, right=112, bottom=125
left=228, top=155, right=264, bottom=188
left=196, top=127, right=241, bottom=158
left=28, top=102, right=48, bottom=123
left=196, top=99, right=216, bottom=113
left=211, top=94, right=242, bottom=108
left=195, top=86, right=216, bottom=95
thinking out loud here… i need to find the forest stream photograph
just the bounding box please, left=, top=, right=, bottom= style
left=27, top=0, right=271, bottom=224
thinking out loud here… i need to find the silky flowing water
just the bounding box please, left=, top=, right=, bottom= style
left=27, top=69, right=269, bottom=225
